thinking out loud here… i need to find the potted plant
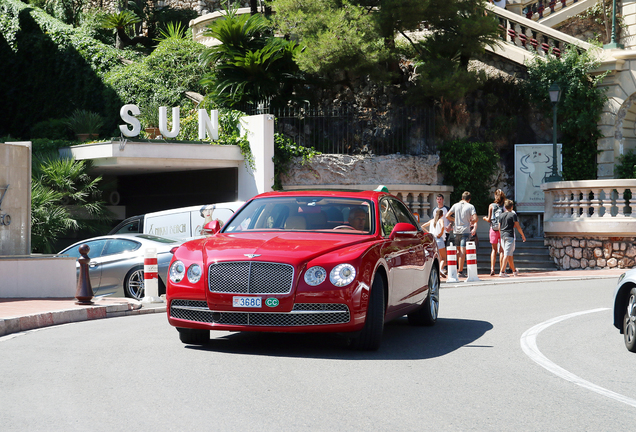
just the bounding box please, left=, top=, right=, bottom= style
left=66, top=109, right=104, bottom=142
left=138, top=103, right=161, bottom=139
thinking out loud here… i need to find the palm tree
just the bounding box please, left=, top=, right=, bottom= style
left=198, top=7, right=305, bottom=108
left=31, top=154, right=113, bottom=253
left=31, top=181, right=76, bottom=254
left=100, top=10, right=153, bottom=49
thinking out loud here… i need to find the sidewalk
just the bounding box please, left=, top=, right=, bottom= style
left=0, top=296, right=166, bottom=338
left=0, top=268, right=625, bottom=338
left=442, top=268, right=625, bottom=286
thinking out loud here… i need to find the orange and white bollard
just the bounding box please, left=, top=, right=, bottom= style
left=142, top=248, right=162, bottom=303
left=446, top=243, right=459, bottom=283
left=465, top=241, right=481, bottom=282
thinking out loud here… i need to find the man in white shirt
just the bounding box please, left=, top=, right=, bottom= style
left=446, top=191, right=477, bottom=277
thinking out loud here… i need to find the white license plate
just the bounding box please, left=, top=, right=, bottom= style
left=233, top=296, right=262, bottom=308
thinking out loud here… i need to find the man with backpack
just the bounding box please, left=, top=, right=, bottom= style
left=446, top=191, right=477, bottom=278
left=483, top=189, right=506, bottom=276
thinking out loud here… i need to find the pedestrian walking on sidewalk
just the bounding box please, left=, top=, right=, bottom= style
left=446, top=191, right=477, bottom=278
left=422, top=208, right=447, bottom=277
left=499, top=199, right=526, bottom=277
left=483, top=189, right=506, bottom=276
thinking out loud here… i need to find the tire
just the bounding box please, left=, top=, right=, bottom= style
left=350, top=275, right=385, bottom=351
left=124, top=266, right=145, bottom=300
left=177, top=328, right=209, bottom=345
left=408, top=265, right=440, bottom=326
left=158, top=278, right=166, bottom=296
left=623, top=288, right=636, bottom=353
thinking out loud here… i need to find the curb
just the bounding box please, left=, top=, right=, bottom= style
left=441, top=272, right=621, bottom=288
left=0, top=302, right=167, bottom=338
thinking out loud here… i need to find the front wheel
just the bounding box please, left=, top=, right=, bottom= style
left=350, top=275, right=385, bottom=351
left=624, top=288, right=636, bottom=352
left=408, top=266, right=439, bottom=326
left=124, top=266, right=144, bottom=300
left=177, top=328, right=209, bottom=345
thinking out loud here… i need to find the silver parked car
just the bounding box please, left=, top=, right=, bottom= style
left=58, top=234, right=180, bottom=300
left=613, top=268, right=636, bottom=352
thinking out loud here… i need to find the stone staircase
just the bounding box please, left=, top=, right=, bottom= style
left=470, top=217, right=557, bottom=273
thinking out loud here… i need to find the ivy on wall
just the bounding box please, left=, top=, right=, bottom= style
left=524, top=48, right=607, bottom=180
left=0, top=0, right=134, bottom=138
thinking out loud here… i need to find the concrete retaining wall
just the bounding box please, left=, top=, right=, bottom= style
left=0, top=256, right=77, bottom=298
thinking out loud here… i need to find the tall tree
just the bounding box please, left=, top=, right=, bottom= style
left=273, top=0, right=500, bottom=99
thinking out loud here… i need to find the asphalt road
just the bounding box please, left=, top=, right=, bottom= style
left=1, top=277, right=634, bottom=431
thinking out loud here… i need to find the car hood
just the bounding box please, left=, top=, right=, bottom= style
left=201, top=232, right=372, bottom=265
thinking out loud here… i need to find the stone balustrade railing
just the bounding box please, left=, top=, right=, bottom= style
left=283, top=184, right=453, bottom=223
left=542, top=180, right=636, bottom=233
left=488, top=3, right=593, bottom=59
left=541, top=180, right=636, bottom=270
left=519, top=0, right=581, bottom=22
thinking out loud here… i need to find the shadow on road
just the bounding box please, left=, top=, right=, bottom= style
left=186, top=317, right=493, bottom=360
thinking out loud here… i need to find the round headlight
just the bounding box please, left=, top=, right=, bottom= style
left=169, top=260, right=186, bottom=283
left=304, top=266, right=327, bottom=286
left=330, top=264, right=356, bottom=287
left=187, top=264, right=202, bottom=283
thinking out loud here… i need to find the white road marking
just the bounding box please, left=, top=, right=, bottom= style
left=521, top=308, right=636, bottom=408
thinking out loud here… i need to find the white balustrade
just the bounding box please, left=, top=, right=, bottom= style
left=541, top=180, right=636, bottom=236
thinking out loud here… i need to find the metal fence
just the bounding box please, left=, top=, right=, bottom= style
left=239, top=104, right=435, bottom=156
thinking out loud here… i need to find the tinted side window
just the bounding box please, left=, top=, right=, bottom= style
left=380, top=198, right=399, bottom=237
left=103, top=239, right=140, bottom=256
left=114, top=220, right=141, bottom=234
left=391, top=199, right=420, bottom=228
left=62, top=239, right=108, bottom=258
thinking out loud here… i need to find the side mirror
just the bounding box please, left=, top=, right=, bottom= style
left=202, top=220, right=221, bottom=235
left=390, top=222, right=418, bottom=240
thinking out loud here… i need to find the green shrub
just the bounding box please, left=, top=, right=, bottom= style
left=438, top=139, right=500, bottom=214
left=615, top=150, right=636, bottom=179
left=30, top=119, right=74, bottom=140
left=78, top=9, right=116, bottom=46
left=273, top=133, right=320, bottom=190
left=32, top=139, right=75, bottom=155
left=103, top=36, right=206, bottom=115
left=44, top=0, right=85, bottom=27
left=66, top=109, right=104, bottom=135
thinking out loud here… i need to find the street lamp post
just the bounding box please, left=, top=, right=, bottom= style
left=546, top=83, right=562, bottom=182
left=604, top=0, right=624, bottom=49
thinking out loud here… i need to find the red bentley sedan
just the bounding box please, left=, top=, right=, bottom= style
left=166, top=190, right=440, bottom=350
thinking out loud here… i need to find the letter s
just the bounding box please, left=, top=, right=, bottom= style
left=119, top=104, right=141, bottom=137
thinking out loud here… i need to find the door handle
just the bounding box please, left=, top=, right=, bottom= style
left=89, top=263, right=98, bottom=268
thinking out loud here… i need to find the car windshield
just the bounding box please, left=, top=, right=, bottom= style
left=223, top=197, right=374, bottom=234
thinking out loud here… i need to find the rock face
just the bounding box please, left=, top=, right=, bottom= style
left=280, top=154, right=441, bottom=186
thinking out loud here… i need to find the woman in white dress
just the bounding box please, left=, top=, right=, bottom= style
left=422, top=208, right=447, bottom=277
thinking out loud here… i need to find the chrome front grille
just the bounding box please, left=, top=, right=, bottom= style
left=170, top=300, right=350, bottom=327
left=208, top=262, right=294, bottom=294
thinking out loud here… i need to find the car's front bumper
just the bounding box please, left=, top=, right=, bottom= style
left=167, top=298, right=367, bottom=333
